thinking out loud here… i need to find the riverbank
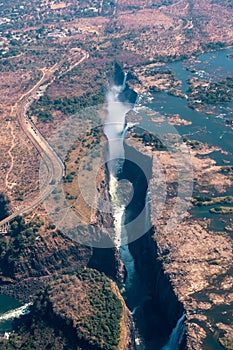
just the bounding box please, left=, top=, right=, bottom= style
left=125, top=70, right=233, bottom=346
left=148, top=139, right=233, bottom=349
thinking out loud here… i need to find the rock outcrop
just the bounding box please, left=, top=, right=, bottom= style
left=2, top=269, right=135, bottom=350
left=121, top=140, right=186, bottom=348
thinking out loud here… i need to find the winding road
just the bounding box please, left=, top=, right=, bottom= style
left=0, top=51, right=89, bottom=229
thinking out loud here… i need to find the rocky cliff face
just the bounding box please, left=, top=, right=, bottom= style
left=88, top=166, right=126, bottom=283
left=0, top=164, right=135, bottom=350
left=129, top=231, right=185, bottom=336
left=113, top=62, right=138, bottom=104
left=125, top=136, right=233, bottom=349
left=150, top=146, right=233, bottom=350
left=2, top=269, right=135, bottom=350
left=0, top=160, right=124, bottom=293
left=0, top=216, right=93, bottom=300
left=121, top=140, right=186, bottom=347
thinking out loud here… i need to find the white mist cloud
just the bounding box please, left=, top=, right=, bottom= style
left=104, top=84, right=131, bottom=175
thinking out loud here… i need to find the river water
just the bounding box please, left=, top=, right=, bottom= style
left=148, top=48, right=233, bottom=225
left=150, top=49, right=233, bottom=158
left=0, top=294, right=22, bottom=333
left=0, top=49, right=232, bottom=349
left=143, top=48, right=233, bottom=350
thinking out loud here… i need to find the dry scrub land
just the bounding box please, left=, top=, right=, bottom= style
left=0, top=1, right=233, bottom=349
left=1, top=0, right=233, bottom=206
left=149, top=142, right=233, bottom=349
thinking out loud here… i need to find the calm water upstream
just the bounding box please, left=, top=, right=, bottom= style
left=143, top=48, right=233, bottom=350
left=149, top=49, right=233, bottom=156
left=0, top=49, right=232, bottom=349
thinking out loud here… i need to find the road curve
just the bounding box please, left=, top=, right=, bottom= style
left=0, top=52, right=88, bottom=228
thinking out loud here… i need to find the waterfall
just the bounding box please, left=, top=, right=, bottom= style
left=122, top=123, right=129, bottom=139
left=122, top=72, right=127, bottom=91
left=104, top=71, right=131, bottom=246
left=109, top=174, right=127, bottom=247
left=144, top=189, right=150, bottom=234
left=0, top=303, right=32, bottom=322
left=104, top=84, right=130, bottom=176
left=162, top=314, right=186, bottom=350
left=131, top=305, right=140, bottom=316
left=104, top=70, right=146, bottom=350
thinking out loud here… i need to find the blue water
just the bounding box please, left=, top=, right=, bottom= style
left=143, top=48, right=233, bottom=350
left=171, top=48, right=233, bottom=93
left=0, top=294, right=21, bottom=333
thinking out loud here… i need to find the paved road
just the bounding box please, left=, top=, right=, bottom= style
left=0, top=52, right=88, bottom=228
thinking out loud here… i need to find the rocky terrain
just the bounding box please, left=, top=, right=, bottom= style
left=0, top=1, right=233, bottom=349
left=0, top=151, right=133, bottom=349
left=127, top=136, right=233, bottom=349
left=1, top=0, right=233, bottom=207
left=0, top=269, right=134, bottom=350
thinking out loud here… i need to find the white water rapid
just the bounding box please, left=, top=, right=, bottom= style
left=0, top=303, right=32, bottom=322
left=104, top=71, right=185, bottom=350
left=104, top=75, right=130, bottom=177
left=104, top=73, right=131, bottom=247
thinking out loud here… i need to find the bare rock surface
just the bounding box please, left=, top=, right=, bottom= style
left=149, top=142, right=233, bottom=349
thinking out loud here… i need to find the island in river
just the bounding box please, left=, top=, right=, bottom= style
left=125, top=47, right=233, bottom=350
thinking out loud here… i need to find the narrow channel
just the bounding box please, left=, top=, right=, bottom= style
left=104, top=66, right=186, bottom=350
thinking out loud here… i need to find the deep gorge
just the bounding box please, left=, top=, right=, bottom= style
left=0, top=64, right=187, bottom=350
left=95, top=64, right=187, bottom=349
left=120, top=142, right=186, bottom=349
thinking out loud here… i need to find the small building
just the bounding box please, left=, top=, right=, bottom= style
left=4, top=332, right=10, bottom=340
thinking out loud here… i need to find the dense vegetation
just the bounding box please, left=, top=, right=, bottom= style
left=188, top=76, right=233, bottom=108
left=0, top=269, right=123, bottom=350
left=192, top=195, right=233, bottom=206
left=0, top=216, right=43, bottom=278
left=72, top=269, right=122, bottom=349
left=133, top=129, right=165, bottom=149
left=29, top=90, right=105, bottom=122
left=0, top=193, right=10, bottom=220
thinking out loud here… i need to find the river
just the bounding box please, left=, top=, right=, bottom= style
left=148, top=48, right=233, bottom=226
left=1, top=49, right=232, bottom=349
left=0, top=294, right=22, bottom=333
left=143, top=48, right=233, bottom=350
left=105, top=67, right=186, bottom=350
left=117, top=48, right=233, bottom=350
left=150, top=48, right=233, bottom=158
